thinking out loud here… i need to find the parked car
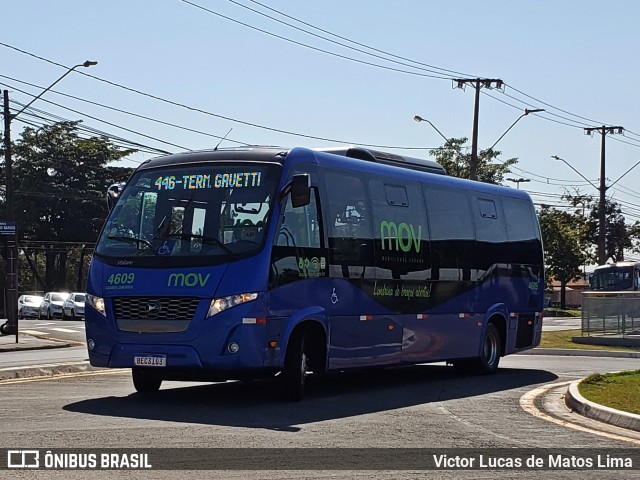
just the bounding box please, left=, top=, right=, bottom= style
left=62, top=292, right=86, bottom=320
left=39, top=292, right=70, bottom=319
left=18, top=295, right=44, bottom=319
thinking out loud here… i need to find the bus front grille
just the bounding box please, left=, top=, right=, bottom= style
left=112, top=296, right=200, bottom=321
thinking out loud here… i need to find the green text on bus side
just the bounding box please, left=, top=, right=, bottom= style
left=380, top=221, right=422, bottom=253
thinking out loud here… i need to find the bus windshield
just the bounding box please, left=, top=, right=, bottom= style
left=95, top=163, right=281, bottom=266
left=590, top=266, right=634, bottom=291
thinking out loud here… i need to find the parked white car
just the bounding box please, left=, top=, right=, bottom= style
left=62, top=292, right=86, bottom=320
left=39, top=292, right=70, bottom=319
left=18, top=295, right=44, bottom=319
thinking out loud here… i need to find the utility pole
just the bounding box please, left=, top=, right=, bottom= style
left=584, top=125, right=624, bottom=265
left=0, top=61, right=97, bottom=338
left=453, top=78, right=503, bottom=181
left=2, top=90, right=18, bottom=340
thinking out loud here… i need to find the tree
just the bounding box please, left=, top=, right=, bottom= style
left=538, top=207, right=590, bottom=309
left=8, top=121, right=135, bottom=292
left=429, top=138, right=518, bottom=184
left=563, top=189, right=640, bottom=264
left=587, top=200, right=636, bottom=263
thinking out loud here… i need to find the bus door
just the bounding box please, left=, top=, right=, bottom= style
left=269, top=185, right=328, bottom=320
left=322, top=171, right=403, bottom=369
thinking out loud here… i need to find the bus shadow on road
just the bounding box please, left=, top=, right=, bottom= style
left=63, top=365, right=558, bottom=430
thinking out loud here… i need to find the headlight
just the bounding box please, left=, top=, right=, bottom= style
left=86, top=294, right=106, bottom=317
left=207, top=292, right=258, bottom=318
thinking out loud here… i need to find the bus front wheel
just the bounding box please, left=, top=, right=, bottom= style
left=132, top=368, right=162, bottom=393
left=281, top=332, right=308, bottom=401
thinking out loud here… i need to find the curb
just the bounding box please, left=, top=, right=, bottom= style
left=522, top=348, right=640, bottom=358
left=0, top=341, right=76, bottom=353
left=565, top=380, right=640, bottom=432
left=0, top=361, right=101, bottom=381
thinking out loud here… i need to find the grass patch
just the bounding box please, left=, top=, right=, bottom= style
left=543, top=308, right=581, bottom=317
left=539, top=329, right=640, bottom=352
left=578, top=370, right=640, bottom=415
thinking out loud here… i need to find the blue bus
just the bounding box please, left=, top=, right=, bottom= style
left=86, top=146, right=544, bottom=400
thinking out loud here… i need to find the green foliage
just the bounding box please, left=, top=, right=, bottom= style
left=538, top=206, right=590, bottom=308
left=563, top=189, right=640, bottom=264
left=429, top=137, right=517, bottom=184
left=4, top=121, right=136, bottom=292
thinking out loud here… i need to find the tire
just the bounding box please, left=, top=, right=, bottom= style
left=132, top=368, right=162, bottom=393
left=0, top=322, right=10, bottom=335
left=61, top=310, right=68, bottom=321
left=452, top=323, right=501, bottom=375
left=281, top=331, right=309, bottom=401
left=474, top=323, right=501, bottom=374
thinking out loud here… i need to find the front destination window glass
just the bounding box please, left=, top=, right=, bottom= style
left=95, top=164, right=280, bottom=266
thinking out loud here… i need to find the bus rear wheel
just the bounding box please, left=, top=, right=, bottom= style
left=452, top=323, right=501, bottom=375
left=132, top=368, right=162, bottom=393
left=474, top=323, right=501, bottom=374
left=281, top=332, right=308, bottom=401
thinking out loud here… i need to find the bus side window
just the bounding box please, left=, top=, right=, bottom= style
left=276, top=189, right=321, bottom=248
left=322, top=171, right=374, bottom=278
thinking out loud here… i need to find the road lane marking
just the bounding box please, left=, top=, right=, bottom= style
left=51, top=327, right=80, bottom=333
left=19, top=329, right=49, bottom=335
left=520, top=381, right=640, bottom=445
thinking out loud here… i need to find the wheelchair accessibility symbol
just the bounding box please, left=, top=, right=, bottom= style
left=331, top=288, right=339, bottom=304
left=157, top=240, right=175, bottom=256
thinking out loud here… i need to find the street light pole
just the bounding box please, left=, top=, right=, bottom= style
left=1, top=60, right=97, bottom=337
left=506, top=177, right=530, bottom=189
left=489, top=109, right=545, bottom=151
left=413, top=115, right=449, bottom=143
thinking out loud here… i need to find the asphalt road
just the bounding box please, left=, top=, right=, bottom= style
left=17, top=318, right=86, bottom=345
left=1, top=354, right=638, bottom=479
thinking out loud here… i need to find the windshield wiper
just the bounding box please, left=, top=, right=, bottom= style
left=164, top=233, right=239, bottom=258
left=106, top=235, right=157, bottom=254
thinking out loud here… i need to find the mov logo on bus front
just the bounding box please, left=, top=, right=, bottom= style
left=167, top=273, right=211, bottom=288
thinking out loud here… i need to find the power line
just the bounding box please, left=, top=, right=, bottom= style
left=223, top=0, right=468, bottom=78
left=180, top=0, right=452, bottom=80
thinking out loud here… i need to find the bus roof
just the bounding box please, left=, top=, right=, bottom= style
left=593, top=261, right=640, bottom=271
left=135, top=146, right=530, bottom=201
left=136, top=145, right=445, bottom=174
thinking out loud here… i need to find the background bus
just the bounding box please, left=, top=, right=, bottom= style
left=86, top=146, right=544, bottom=400
left=589, top=261, right=640, bottom=291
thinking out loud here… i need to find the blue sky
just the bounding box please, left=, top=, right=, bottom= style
left=3, top=0, right=640, bottom=232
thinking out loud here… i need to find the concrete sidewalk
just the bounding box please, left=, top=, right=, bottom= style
left=0, top=332, right=76, bottom=352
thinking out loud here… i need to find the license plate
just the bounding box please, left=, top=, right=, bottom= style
left=133, top=355, right=167, bottom=367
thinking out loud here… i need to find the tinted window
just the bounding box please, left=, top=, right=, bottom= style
left=503, top=198, right=539, bottom=241
left=323, top=170, right=374, bottom=279
left=371, top=179, right=429, bottom=280
left=423, top=186, right=474, bottom=241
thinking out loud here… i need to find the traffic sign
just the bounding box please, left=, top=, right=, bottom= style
left=0, top=221, right=16, bottom=235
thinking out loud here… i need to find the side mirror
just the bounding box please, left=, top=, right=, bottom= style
left=290, top=174, right=311, bottom=208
